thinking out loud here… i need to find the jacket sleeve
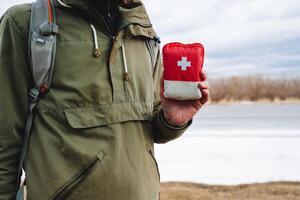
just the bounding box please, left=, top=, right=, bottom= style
left=151, top=47, right=192, bottom=144
left=0, top=8, right=31, bottom=199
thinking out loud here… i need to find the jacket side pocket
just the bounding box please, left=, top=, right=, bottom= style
left=146, top=145, right=160, bottom=182
left=50, top=151, right=106, bottom=200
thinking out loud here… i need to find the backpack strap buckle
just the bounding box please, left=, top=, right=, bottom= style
left=40, top=21, right=59, bottom=36
left=28, top=88, right=40, bottom=103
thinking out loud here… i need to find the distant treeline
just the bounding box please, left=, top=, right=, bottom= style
left=208, top=76, right=300, bottom=103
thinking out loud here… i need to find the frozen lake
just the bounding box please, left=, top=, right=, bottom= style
left=155, top=103, right=300, bottom=184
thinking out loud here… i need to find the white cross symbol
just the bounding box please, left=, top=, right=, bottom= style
left=177, top=57, right=191, bottom=71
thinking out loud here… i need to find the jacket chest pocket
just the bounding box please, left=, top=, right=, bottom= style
left=46, top=37, right=114, bottom=107
left=43, top=14, right=114, bottom=107
left=120, top=25, right=160, bottom=103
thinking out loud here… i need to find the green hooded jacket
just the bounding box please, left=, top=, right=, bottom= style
left=0, top=0, right=192, bottom=199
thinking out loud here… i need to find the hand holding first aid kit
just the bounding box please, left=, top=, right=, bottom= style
left=163, top=42, right=205, bottom=100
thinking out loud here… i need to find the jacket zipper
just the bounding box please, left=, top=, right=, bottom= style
left=50, top=157, right=100, bottom=200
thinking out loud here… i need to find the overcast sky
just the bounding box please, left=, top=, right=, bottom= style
left=1, top=0, right=300, bottom=78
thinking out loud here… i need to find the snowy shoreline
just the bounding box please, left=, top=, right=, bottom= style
left=155, top=104, right=300, bottom=185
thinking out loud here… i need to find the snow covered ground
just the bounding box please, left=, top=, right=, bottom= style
left=155, top=104, right=300, bottom=184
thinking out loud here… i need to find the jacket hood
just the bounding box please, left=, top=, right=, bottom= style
left=56, top=0, right=152, bottom=28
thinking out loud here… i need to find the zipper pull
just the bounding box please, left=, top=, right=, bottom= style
left=109, top=37, right=117, bottom=63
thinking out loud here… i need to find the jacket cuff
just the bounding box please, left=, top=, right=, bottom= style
left=153, top=109, right=193, bottom=143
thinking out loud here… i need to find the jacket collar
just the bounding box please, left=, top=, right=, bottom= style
left=56, top=0, right=152, bottom=28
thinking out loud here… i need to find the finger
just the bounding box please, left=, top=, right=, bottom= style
left=200, top=69, right=207, bottom=81
left=200, top=89, right=209, bottom=105
left=201, top=88, right=209, bottom=99
left=198, top=82, right=209, bottom=90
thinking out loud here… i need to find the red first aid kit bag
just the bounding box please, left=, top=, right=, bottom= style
left=162, top=42, right=205, bottom=100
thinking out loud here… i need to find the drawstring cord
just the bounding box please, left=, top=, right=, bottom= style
left=121, top=45, right=131, bottom=81
left=57, top=0, right=72, bottom=8
left=90, top=24, right=101, bottom=58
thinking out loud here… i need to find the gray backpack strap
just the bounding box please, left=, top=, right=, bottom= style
left=16, top=0, right=58, bottom=198
left=29, top=0, right=58, bottom=89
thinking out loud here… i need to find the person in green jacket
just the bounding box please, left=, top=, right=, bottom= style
left=0, top=0, right=209, bottom=199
